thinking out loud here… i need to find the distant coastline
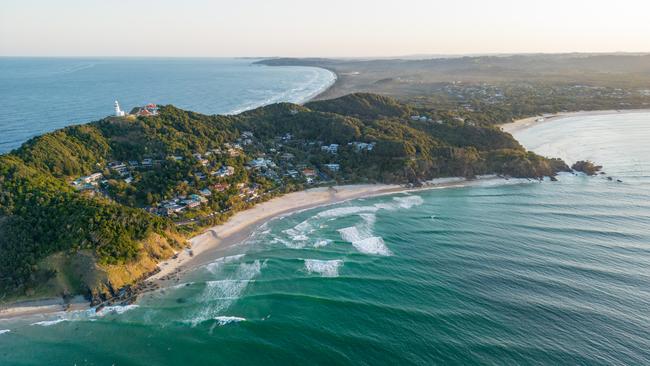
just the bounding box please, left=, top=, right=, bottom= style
left=304, top=66, right=340, bottom=101
left=0, top=58, right=336, bottom=153
left=502, top=108, right=650, bottom=134
left=255, top=58, right=342, bottom=101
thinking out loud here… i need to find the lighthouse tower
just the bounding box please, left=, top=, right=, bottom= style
left=114, top=100, right=126, bottom=117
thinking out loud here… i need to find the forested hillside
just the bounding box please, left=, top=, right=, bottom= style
left=0, top=93, right=569, bottom=301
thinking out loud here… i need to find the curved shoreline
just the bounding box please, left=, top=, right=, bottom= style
left=299, top=67, right=338, bottom=103
left=5, top=107, right=646, bottom=321
left=6, top=108, right=645, bottom=320
left=148, top=175, right=518, bottom=286
left=0, top=176, right=505, bottom=320
left=303, top=65, right=340, bottom=101
left=501, top=108, right=650, bottom=134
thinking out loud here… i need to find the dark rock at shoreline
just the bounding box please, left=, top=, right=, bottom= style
left=571, top=160, right=603, bottom=176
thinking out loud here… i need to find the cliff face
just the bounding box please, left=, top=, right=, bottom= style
left=33, top=231, right=186, bottom=304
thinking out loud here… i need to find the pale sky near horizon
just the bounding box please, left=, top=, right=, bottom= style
left=1, top=0, right=649, bottom=57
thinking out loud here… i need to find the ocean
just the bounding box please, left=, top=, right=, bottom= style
left=0, top=57, right=336, bottom=153
left=1, top=85, right=650, bottom=363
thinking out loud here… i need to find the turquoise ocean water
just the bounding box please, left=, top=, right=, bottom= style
left=0, top=66, right=649, bottom=364
left=0, top=58, right=335, bottom=153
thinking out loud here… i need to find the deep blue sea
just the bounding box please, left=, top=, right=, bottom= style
left=0, top=57, right=335, bottom=153
left=0, top=62, right=649, bottom=365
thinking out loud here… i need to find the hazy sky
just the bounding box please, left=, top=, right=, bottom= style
left=1, top=0, right=649, bottom=57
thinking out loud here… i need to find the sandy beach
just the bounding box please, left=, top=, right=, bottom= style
left=0, top=296, right=89, bottom=320
left=501, top=108, right=650, bottom=134
left=147, top=184, right=403, bottom=284
left=0, top=183, right=429, bottom=320
left=0, top=175, right=517, bottom=320
left=147, top=176, right=512, bottom=287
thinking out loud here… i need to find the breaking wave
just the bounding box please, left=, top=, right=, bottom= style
left=214, top=316, right=246, bottom=326
left=316, top=206, right=378, bottom=219
left=304, top=259, right=343, bottom=277
left=205, top=254, right=246, bottom=274
left=338, top=218, right=392, bottom=256
left=30, top=319, right=68, bottom=327
left=97, top=305, right=139, bottom=316
left=313, top=239, right=331, bottom=248
left=189, top=260, right=265, bottom=326
left=0, top=329, right=9, bottom=335
left=374, top=195, right=424, bottom=210
left=393, top=195, right=425, bottom=209
left=29, top=304, right=139, bottom=327
left=272, top=236, right=307, bottom=249
left=351, top=237, right=391, bottom=256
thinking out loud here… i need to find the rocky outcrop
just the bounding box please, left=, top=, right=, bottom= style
left=571, top=160, right=602, bottom=175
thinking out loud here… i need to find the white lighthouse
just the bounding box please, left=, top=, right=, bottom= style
left=114, top=100, right=126, bottom=117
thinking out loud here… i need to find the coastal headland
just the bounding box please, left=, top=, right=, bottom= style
left=1, top=91, right=569, bottom=317
left=5, top=53, right=650, bottom=319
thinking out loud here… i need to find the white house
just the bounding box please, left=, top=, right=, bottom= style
left=321, top=144, right=339, bottom=154
left=212, top=165, right=235, bottom=177
left=249, top=158, right=275, bottom=169
left=324, top=163, right=340, bottom=172
left=82, top=173, right=103, bottom=184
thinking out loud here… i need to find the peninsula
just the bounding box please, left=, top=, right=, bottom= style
left=0, top=93, right=569, bottom=308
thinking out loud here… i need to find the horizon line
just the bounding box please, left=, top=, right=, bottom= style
left=1, top=51, right=650, bottom=60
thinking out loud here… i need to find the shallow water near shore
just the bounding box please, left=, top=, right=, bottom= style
left=1, top=113, right=649, bottom=365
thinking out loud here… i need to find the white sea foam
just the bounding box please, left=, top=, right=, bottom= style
left=294, top=220, right=313, bottom=233
left=338, top=226, right=364, bottom=243
left=304, top=259, right=343, bottom=277
left=31, top=319, right=67, bottom=326
left=29, top=307, right=95, bottom=326
left=189, top=260, right=265, bottom=326
left=280, top=219, right=323, bottom=247
left=338, top=214, right=392, bottom=256
left=313, top=239, right=332, bottom=248
left=374, top=195, right=424, bottom=211
left=273, top=236, right=306, bottom=249
left=96, top=305, right=139, bottom=316
left=352, top=237, right=392, bottom=256
left=214, top=316, right=246, bottom=326
left=359, top=212, right=376, bottom=226
left=0, top=329, right=10, bottom=335
left=283, top=228, right=309, bottom=242
left=393, top=195, right=424, bottom=209
left=205, top=254, right=246, bottom=274
left=316, top=206, right=378, bottom=219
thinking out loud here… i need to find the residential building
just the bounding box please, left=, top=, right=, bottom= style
left=324, top=163, right=340, bottom=172
left=212, top=165, right=235, bottom=177
left=249, top=158, right=275, bottom=169
left=130, top=103, right=159, bottom=117
left=302, top=168, right=316, bottom=177
left=212, top=183, right=230, bottom=192
left=321, top=144, right=339, bottom=154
